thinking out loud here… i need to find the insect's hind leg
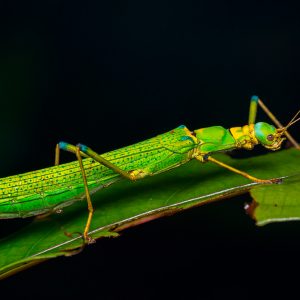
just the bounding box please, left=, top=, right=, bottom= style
left=55, top=144, right=60, bottom=166
left=54, top=142, right=89, bottom=166
left=75, top=145, right=95, bottom=244
left=55, top=141, right=142, bottom=243
left=53, top=142, right=96, bottom=243
left=58, top=142, right=138, bottom=180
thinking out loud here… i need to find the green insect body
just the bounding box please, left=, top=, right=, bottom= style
left=0, top=96, right=298, bottom=243
left=0, top=125, right=195, bottom=218
left=0, top=121, right=284, bottom=219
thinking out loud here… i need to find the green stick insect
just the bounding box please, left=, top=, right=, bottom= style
left=0, top=96, right=299, bottom=243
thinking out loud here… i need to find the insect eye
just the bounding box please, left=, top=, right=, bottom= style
left=267, top=134, right=274, bottom=141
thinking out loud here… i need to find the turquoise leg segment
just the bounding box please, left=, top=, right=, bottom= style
left=251, top=95, right=259, bottom=103
left=77, top=143, right=89, bottom=153
left=58, top=141, right=77, bottom=153
left=58, top=141, right=89, bottom=158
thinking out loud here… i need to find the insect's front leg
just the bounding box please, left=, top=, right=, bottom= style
left=248, top=95, right=299, bottom=148
left=195, top=154, right=281, bottom=184
left=248, top=95, right=259, bottom=125
left=248, top=95, right=284, bottom=128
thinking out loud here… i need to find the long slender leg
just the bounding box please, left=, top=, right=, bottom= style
left=55, top=144, right=60, bottom=166
left=57, top=141, right=142, bottom=243
left=55, top=142, right=90, bottom=166
left=248, top=95, right=259, bottom=125
left=58, top=142, right=136, bottom=180
left=54, top=143, right=95, bottom=243
left=75, top=146, right=95, bottom=244
left=248, top=95, right=299, bottom=148
left=196, top=155, right=281, bottom=184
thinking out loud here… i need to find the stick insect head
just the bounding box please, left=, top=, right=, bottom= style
left=254, top=110, right=300, bottom=151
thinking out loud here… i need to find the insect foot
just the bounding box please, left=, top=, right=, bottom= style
left=86, top=236, right=96, bottom=244
left=269, top=178, right=283, bottom=184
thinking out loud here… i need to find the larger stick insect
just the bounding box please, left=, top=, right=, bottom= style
left=0, top=96, right=299, bottom=243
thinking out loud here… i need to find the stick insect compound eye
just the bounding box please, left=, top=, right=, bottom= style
left=267, top=134, right=274, bottom=141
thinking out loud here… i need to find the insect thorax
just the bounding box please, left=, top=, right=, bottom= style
left=229, top=124, right=258, bottom=150
left=194, top=126, right=236, bottom=154
left=193, top=124, right=259, bottom=154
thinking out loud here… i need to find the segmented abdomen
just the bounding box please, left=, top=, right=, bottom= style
left=0, top=125, right=197, bottom=218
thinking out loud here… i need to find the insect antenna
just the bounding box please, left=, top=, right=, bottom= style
left=284, top=109, right=300, bottom=130
left=278, top=109, right=300, bottom=149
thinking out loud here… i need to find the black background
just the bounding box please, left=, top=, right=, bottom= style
left=1, top=1, right=300, bottom=299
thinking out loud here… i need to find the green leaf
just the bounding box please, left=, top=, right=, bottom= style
left=0, top=148, right=300, bottom=279
left=248, top=150, right=300, bottom=225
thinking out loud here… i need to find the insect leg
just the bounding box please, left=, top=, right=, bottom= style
left=54, top=143, right=60, bottom=166
left=53, top=142, right=97, bottom=243
left=75, top=145, right=95, bottom=244
left=57, top=142, right=148, bottom=242
left=248, top=95, right=259, bottom=125
left=59, top=142, right=140, bottom=180
left=258, top=98, right=299, bottom=148
left=249, top=95, right=288, bottom=127
left=248, top=95, right=299, bottom=148
left=55, top=142, right=89, bottom=166
left=197, top=155, right=281, bottom=184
